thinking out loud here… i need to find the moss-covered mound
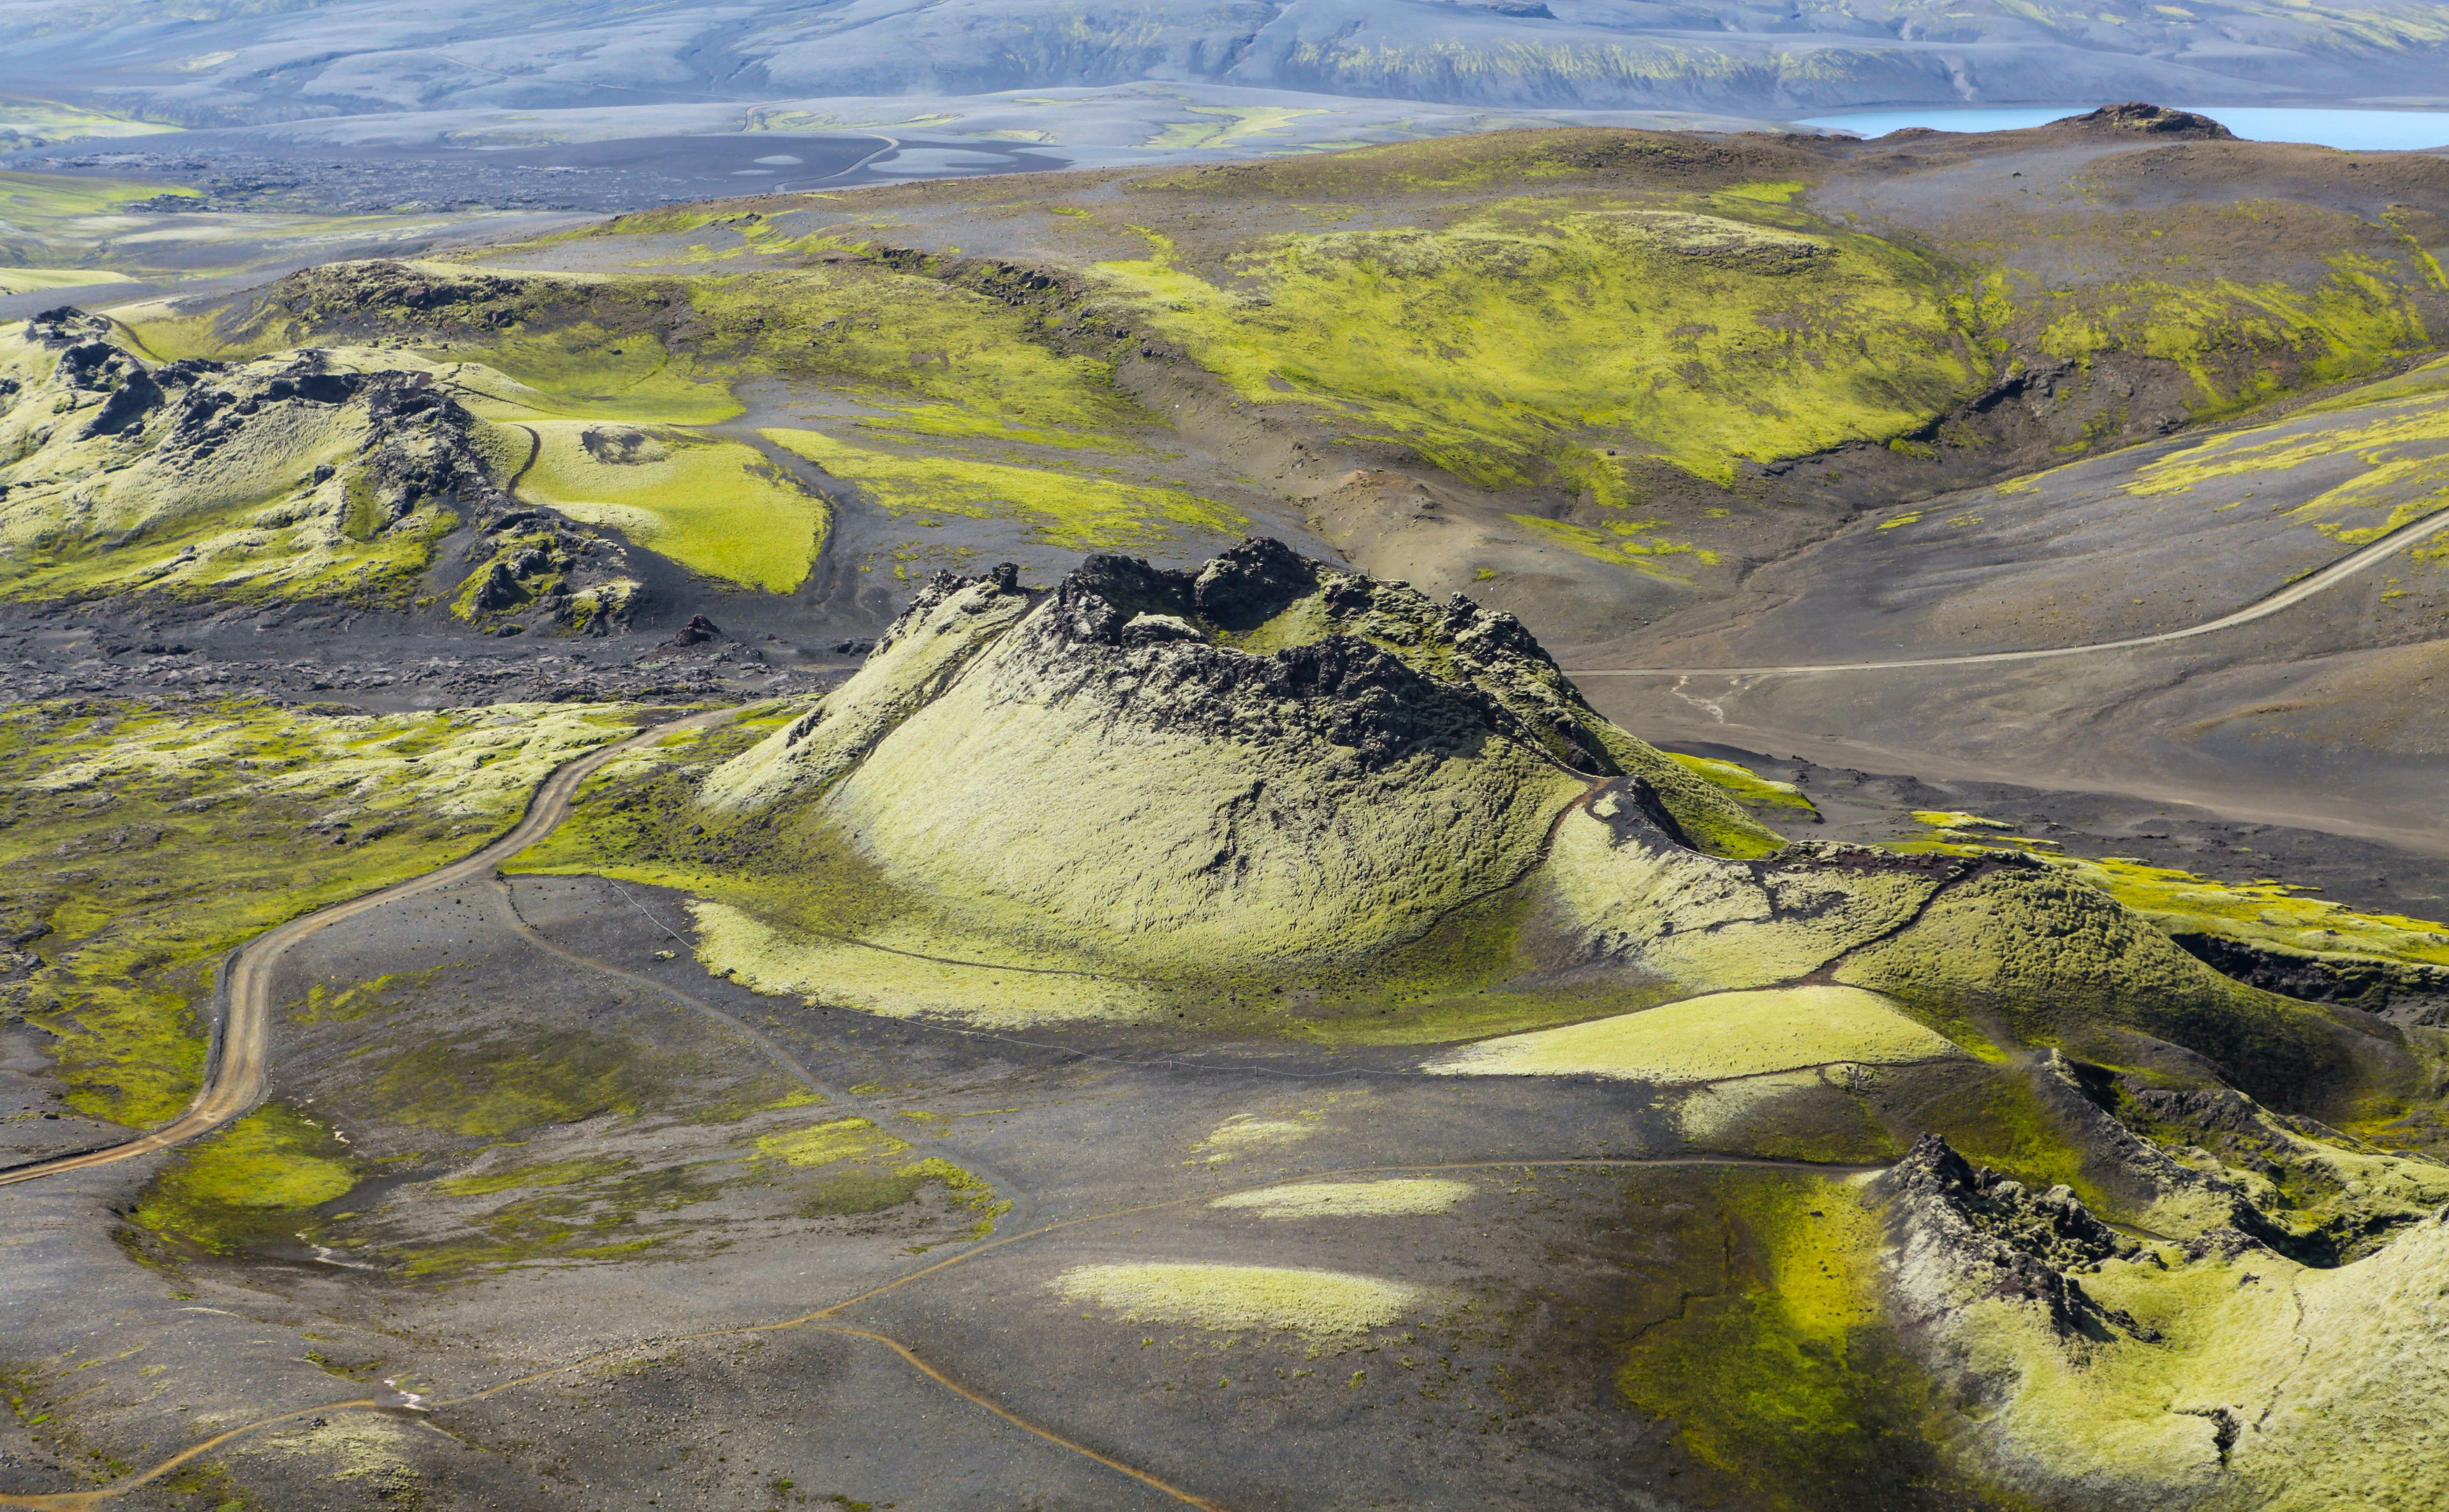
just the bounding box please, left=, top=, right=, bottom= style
left=693, top=540, right=1783, bottom=992
left=0, top=307, right=640, bottom=624
left=0, top=308, right=483, bottom=604
left=1874, top=1133, right=2449, bottom=1511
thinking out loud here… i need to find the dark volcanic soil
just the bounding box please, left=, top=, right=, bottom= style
left=1661, top=738, right=2449, bottom=916
left=0, top=600, right=849, bottom=711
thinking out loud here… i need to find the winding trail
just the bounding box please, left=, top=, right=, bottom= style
left=774, top=133, right=901, bottom=192
left=1564, top=504, right=2449, bottom=678
left=0, top=707, right=734, bottom=1189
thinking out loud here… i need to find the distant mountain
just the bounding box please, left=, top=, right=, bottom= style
left=1, top=0, right=2444, bottom=125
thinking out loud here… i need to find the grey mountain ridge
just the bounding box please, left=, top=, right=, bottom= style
left=1, top=0, right=2445, bottom=124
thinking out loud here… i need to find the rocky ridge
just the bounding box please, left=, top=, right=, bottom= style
left=716, top=538, right=1773, bottom=851
left=1876, top=1133, right=2152, bottom=1342
left=0, top=306, right=643, bottom=631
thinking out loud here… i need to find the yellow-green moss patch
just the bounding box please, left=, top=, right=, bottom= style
left=1908, top=810, right=2010, bottom=832
left=1617, top=1171, right=1966, bottom=1509
left=755, top=1116, right=911, bottom=1168
left=1191, top=1113, right=1320, bottom=1163
left=689, top=900, right=1158, bottom=1025
left=1089, top=207, right=1985, bottom=499
left=1211, top=1178, right=1471, bottom=1218
left=1899, top=815, right=2449, bottom=973
left=0, top=698, right=636, bottom=1124
left=1426, top=985, right=1960, bottom=1082
left=131, top=1104, right=357, bottom=1256
left=1665, top=752, right=1818, bottom=815
left=763, top=426, right=1241, bottom=552
left=1053, top=1263, right=1426, bottom=1337
left=512, top=422, right=827, bottom=592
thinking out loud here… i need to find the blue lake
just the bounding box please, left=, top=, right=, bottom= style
left=1793, top=106, right=2449, bottom=152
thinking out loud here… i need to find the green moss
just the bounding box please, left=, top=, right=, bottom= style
left=1211, top=1177, right=1473, bottom=1217
left=109, top=257, right=1223, bottom=598
left=511, top=422, right=829, bottom=592
left=1587, top=727, right=1786, bottom=860
left=1125, top=129, right=1814, bottom=200
left=434, top=326, right=740, bottom=425
left=0, top=325, right=487, bottom=609
left=399, top=1161, right=728, bottom=1278
left=2078, top=856, right=2449, bottom=971
left=0, top=698, right=635, bottom=1124
left=2029, top=236, right=2434, bottom=416
left=293, top=970, right=436, bottom=1025
left=1908, top=810, right=2009, bottom=831
left=1281, top=887, right=1650, bottom=1045
left=763, top=425, right=1241, bottom=552
left=131, top=1105, right=358, bottom=1256
left=1900, top=814, right=2449, bottom=974
left=1616, top=1171, right=1984, bottom=1510
left=203, top=260, right=1157, bottom=454
left=1897, top=1193, right=2449, bottom=1506
left=1505, top=514, right=1712, bottom=580
left=892, top=1156, right=1013, bottom=1237
left=0, top=471, right=462, bottom=610
left=1089, top=203, right=1987, bottom=503
left=1055, top=1262, right=1425, bottom=1338
left=755, top=1124, right=1006, bottom=1234
left=756, top=1116, right=910, bottom=1168
left=1716, top=1078, right=1904, bottom=1166
left=0, top=98, right=178, bottom=147
left=526, top=728, right=1620, bottom=1044
left=1901, top=1067, right=2114, bottom=1213
left=520, top=565, right=1790, bottom=1042
left=798, top=1168, right=929, bottom=1217
left=0, top=168, right=196, bottom=263
left=1429, top=985, right=1962, bottom=1080
left=365, top=1031, right=652, bottom=1138
left=1838, top=868, right=2385, bottom=1120
left=434, top=1157, right=628, bottom=1197
left=1663, top=751, right=1817, bottom=816
left=0, top=266, right=133, bottom=295
left=680, top=268, right=1149, bottom=446
left=2119, top=369, right=2449, bottom=548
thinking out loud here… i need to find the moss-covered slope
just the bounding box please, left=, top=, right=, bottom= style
left=404, top=117, right=2449, bottom=644
left=0, top=309, right=482, bottom=605
left=122, top=256, right=1244, bottom=589
left=0, top=697, right=642, bottom=1124
left=0, top=307, right=644, bottom=626
left=682, top=540, right=1779, bottom=1006
left=18, top=121, right=2435, bottom=642
left=1874, top=1134, right=2449, bottom=1512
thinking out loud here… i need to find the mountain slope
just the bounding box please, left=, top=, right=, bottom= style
left=3, top=0, right=2446, bottom=122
